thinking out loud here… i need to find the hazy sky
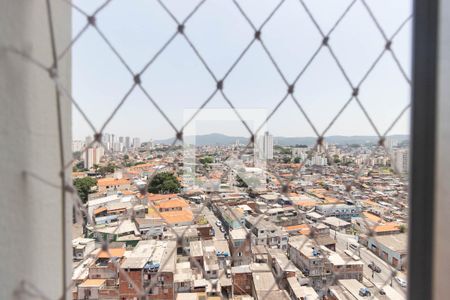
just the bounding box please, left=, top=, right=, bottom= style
left=71, top=0, right=412, bottom=141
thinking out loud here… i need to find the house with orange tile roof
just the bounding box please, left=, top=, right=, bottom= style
left=88, top=246, right=126, bottom=291
left=294, top=200, right=318, bottom=210
left=155, top=198, right=189, bottom=212
left=76, top=279, right=107, bottom=299
left=370, top=222, right=401, bottom=236
left=147, top=193, right=178, bottom=203
left=284, top=224, right=311, bottom=236
left=147, top=197, right=194, bottom=227
left=97, top=177, right=131, bottom=193
left=362, top=211, right=382, bottom=223
left=160, top=210, right=194, bottom=226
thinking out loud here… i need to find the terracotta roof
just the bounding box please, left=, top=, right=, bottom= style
left=298, top=227, right=311, bottom=235
left=284, top=224, right=311, bottom=236
left=156, top=198, right=189, bottom=210
left=93, top=207, right=107, bottom=215
left=295, top=201, right=317, bottom=207
left=160, top=210, right=193, bottom=224
left=371, top=222, right=400, bottom=233
left=128, top=163, right=154, bottom=170
left=363, top=211, right=382, bottom=223
left=79, top=279, right=106, bottom=287
left=97, top=178, right=130, bottom=187
left=97, top=247, right=125, bottom=259
left=147, top=193, right=178, bottom=202
left=285, top=224, right=309, bottom=231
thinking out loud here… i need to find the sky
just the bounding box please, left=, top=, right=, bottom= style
left=71, top=0, right=413, bottom=141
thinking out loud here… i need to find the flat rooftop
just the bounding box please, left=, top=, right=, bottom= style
left=371, top=233, right=407, bottom=254
left=121, top=240, right=176, bottom=271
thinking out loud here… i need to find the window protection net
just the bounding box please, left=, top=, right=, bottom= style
left=8, top=0, right=411, bottom=299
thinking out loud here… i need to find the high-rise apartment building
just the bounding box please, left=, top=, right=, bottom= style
left=392, top=149, right=409, bottom=174
left=102, top=133, right=111, bottom=150
left=132, top=137, right=141, bottom=149
left=125, top=136, right=130, bottom=149
left=83, top=146, right=104, bottom=169
left=258, top=131, right=273, bottom=160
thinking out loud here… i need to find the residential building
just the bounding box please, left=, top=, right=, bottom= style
left=97, top=178, right=131, bottom=194
left=288, top=235, right=333, bottom=290
left=119, top=240, right=177, bottom=299
left=258, top=131, right=273, bottom=160
left=135, top=217, right=164, bottom=239
left=72, top=237, right=96, bottom=260
left=245, top=216, right=289, bottom=250
left=133, top=137, right=141, bottom=148
left=367, top=233, right=407, bottom=270
left=288, top=236, right=363, bottom=291
left=84, top=146, right=104, bottom=169
left=76, top=279, right=107, bottom=300
left=229, top=228, right=251, bottom=266
left=392, top=148, right=409, bottom=174
left=286, top=277, right=319, bottom=300
left=315, top=204, right=361, bottom=221
left=268, top=248, right=300, bottom=289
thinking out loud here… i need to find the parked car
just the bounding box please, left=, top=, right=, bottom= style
left=219, top=226, right=225, bottom=233
left=395, top=276, right=407, bottom=288
left=359, top=288, right=371, bottom=297
left=368, top=261, right=381, bottom=273
left=344, top=250, right=361, bottom=261
left=344, top=249, right=353, bottom=257
left=216, top=220, right=222, bottom=227
left=379, top=289, right=386, bottom=295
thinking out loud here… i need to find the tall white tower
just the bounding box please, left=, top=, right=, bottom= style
left=258, top=131, right=273, bottom=160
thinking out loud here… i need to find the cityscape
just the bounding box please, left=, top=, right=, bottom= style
left=71, top=131, right=409, bottom=300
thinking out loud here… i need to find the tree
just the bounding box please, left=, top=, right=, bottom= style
left=332, top=154, right=341, bottom=164
left=73, top=177, right=97, bottom=203
left=293, top=157, right=301, bottom=163
left=148, top=172, right=181, bottom=194
left=123, top=154, right=129, bottom=160
left=236, top=175, right=248, bottom=188
left=280, top=148, right=292, bottom=155
left=199, top=156, right=214, bottom=165
left=282, top=157, right=291, bottom=163
left=73, top=151, right=82, bottom=160
left=235, top=174, right=261, bottom=189
left=97, top=163, right=116, bottom=176
left=399, top=224, right=407, bottom=233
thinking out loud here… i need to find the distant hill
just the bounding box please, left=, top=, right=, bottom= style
left=155, top=133, right=409, bottom=146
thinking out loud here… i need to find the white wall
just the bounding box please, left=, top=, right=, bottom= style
left=0, top=0, right=71, bottom=299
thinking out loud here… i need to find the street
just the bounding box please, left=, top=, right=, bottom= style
left=204, top=206, right=225, bottom=240
left=332, top=230, right=407, bottom=299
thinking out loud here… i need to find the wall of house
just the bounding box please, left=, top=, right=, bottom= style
left=119, top=269, right=142, bottom=298
left=233, top=272, right=253, bottom=296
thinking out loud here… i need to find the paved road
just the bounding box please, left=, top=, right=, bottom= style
left=204, top=207, right=225, bottom=240
left=331, top=230, right=407, bottom=299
